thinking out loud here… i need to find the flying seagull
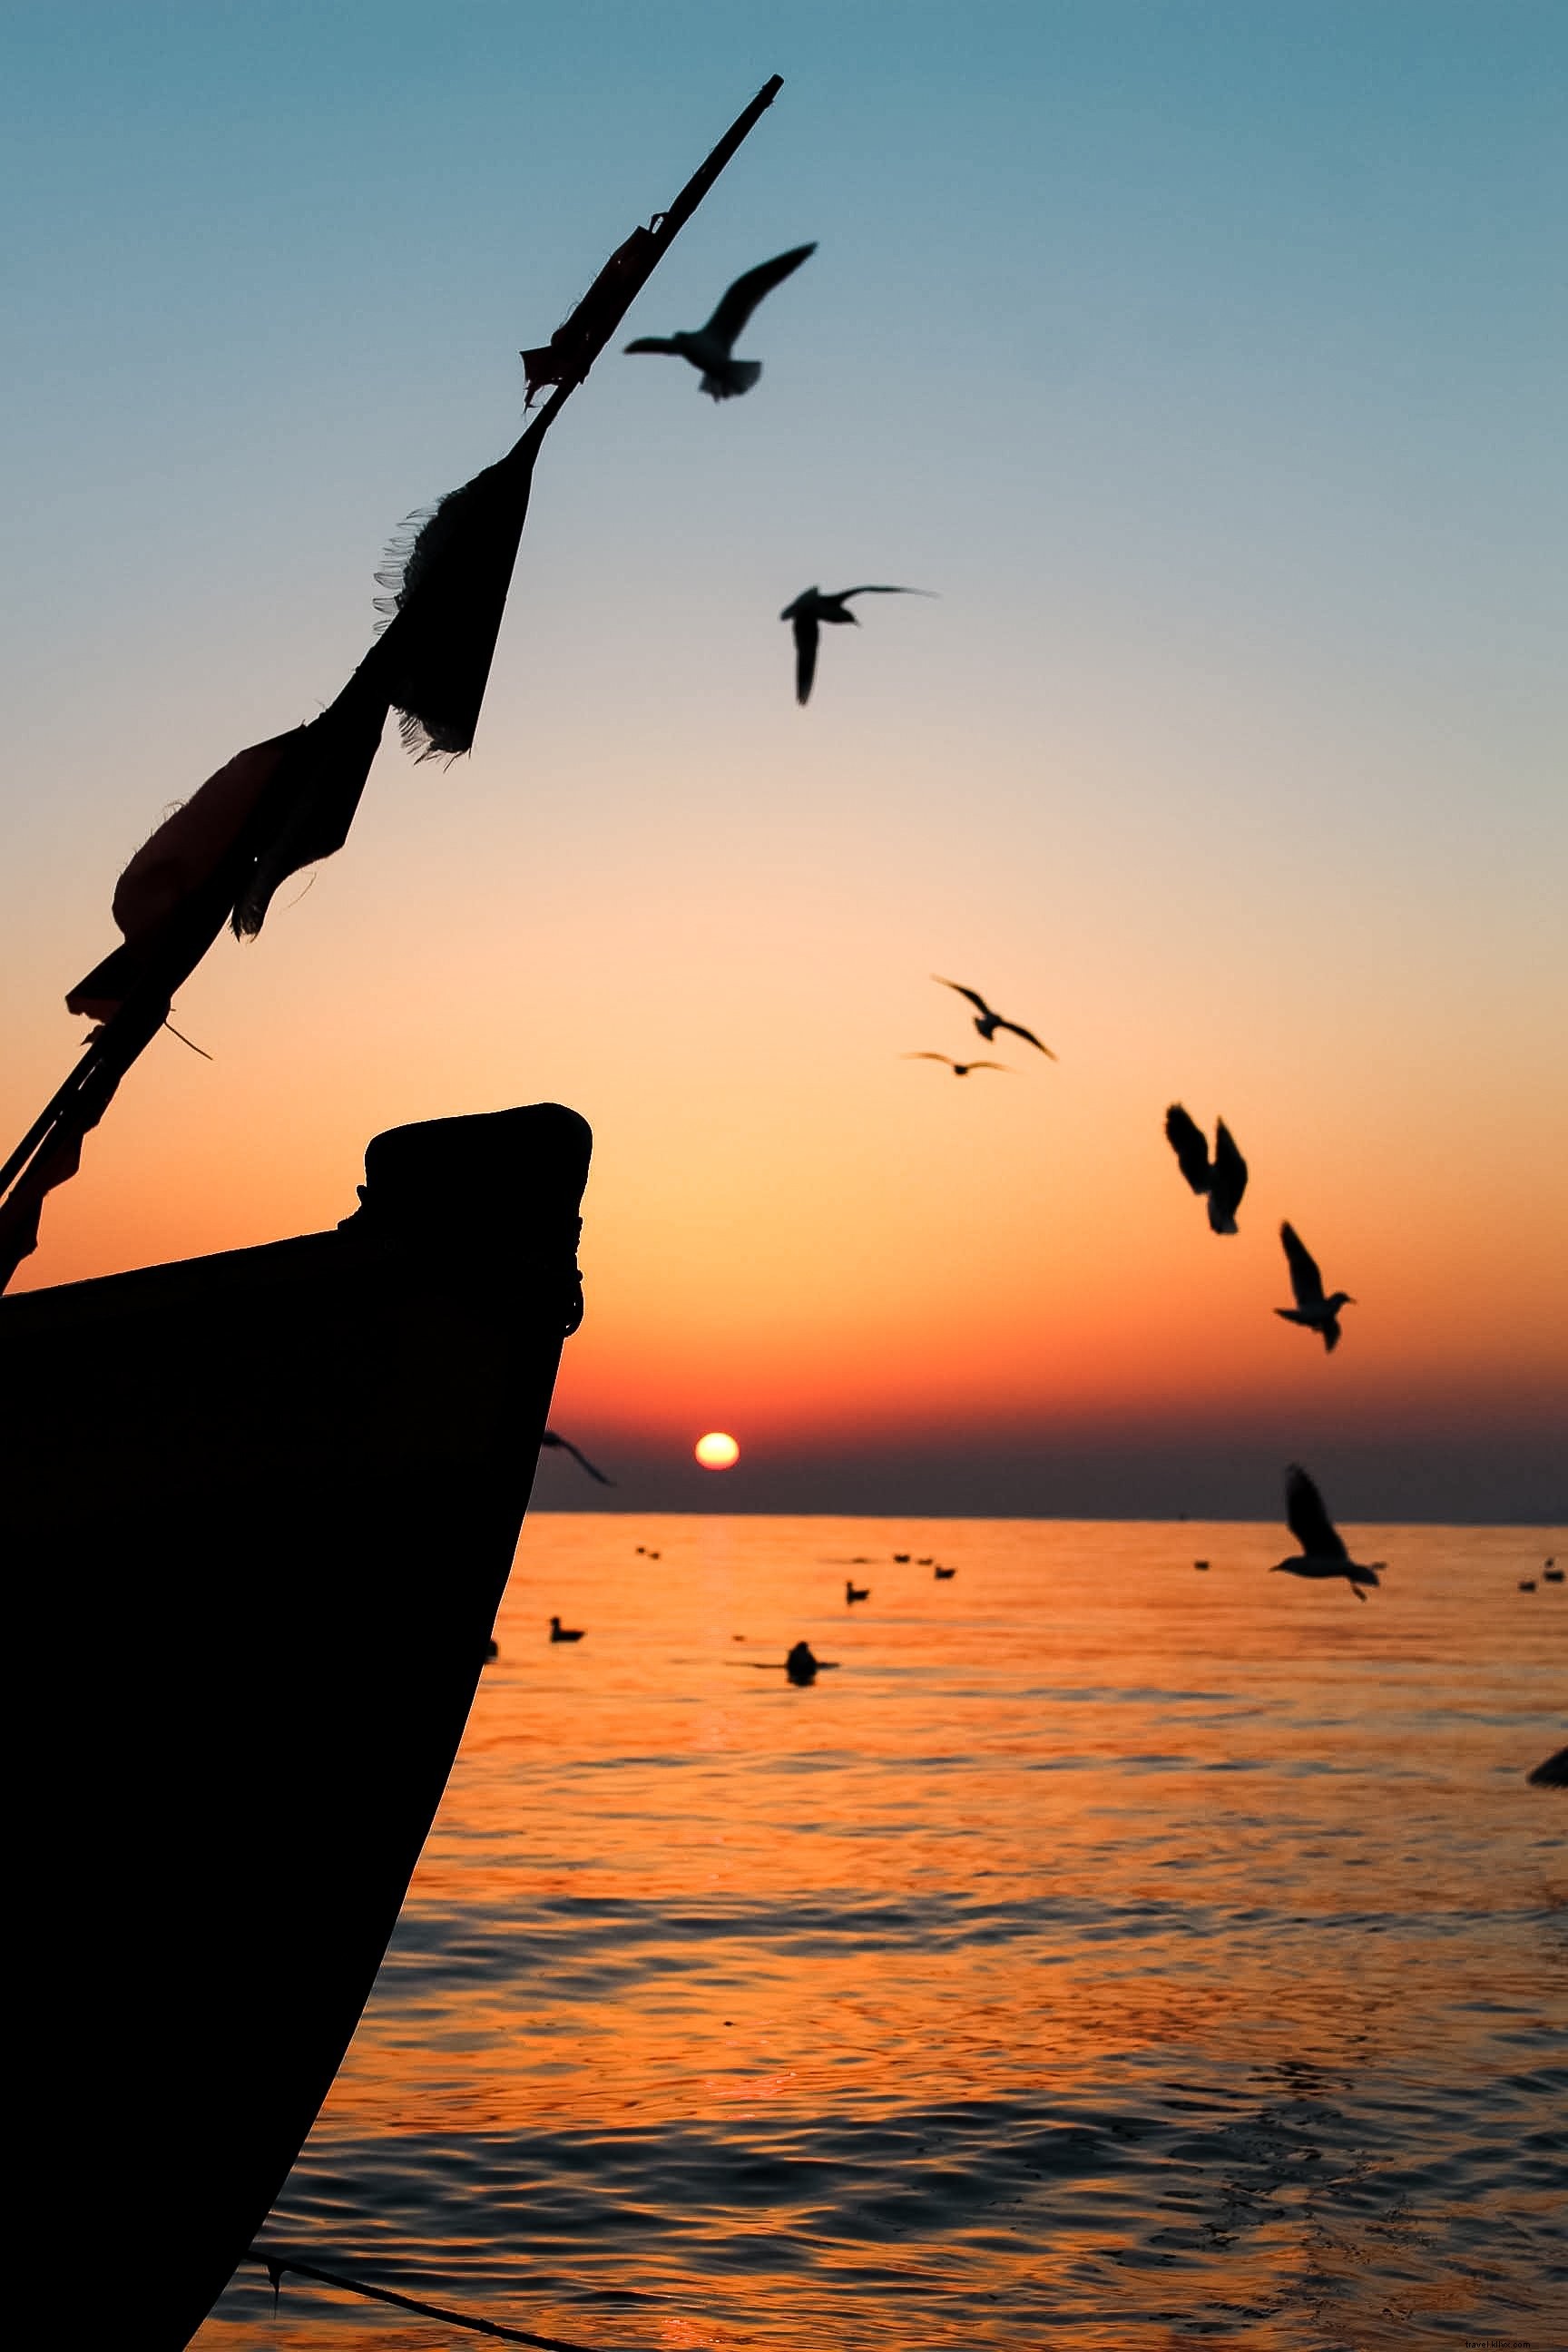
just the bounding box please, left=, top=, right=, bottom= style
left=1164, top=1103, right=1248, bottom=1234
left=1275, top=1222, right=1356, bottom=1353
left=541, top=1429, right=615, bottom=1485
left=780, top=584, right=932, bottom=705
left=903, top=1053, right=1011, bottom=1077
left=624, top=242, right=816, bottom=399
left=1271, top=1465, right=1382, bottom=1601
left=932, top=977, right=1056, bottom=1058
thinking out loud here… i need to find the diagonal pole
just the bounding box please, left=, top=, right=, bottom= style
left=0, top=75, right=784, bottom=1292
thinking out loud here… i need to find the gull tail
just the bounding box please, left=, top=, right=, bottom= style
left=701, top=358, right=762, bottom=400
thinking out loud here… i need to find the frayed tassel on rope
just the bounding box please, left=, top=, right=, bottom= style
left=230, top=682, right=389, bottom=938
left=368, top=445, right=536, bottom=763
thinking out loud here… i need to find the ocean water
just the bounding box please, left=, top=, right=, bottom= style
left=196, top=1515, right=1566, bottom=2350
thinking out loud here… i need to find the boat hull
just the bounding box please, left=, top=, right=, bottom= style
left=2, top=1103, right=591, bottom=2347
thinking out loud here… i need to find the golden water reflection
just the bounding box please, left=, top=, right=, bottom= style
left=195, top=1516, right=1565, bottom=2349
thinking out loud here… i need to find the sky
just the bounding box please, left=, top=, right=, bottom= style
left=2, top=2, right=1564, bottom=1519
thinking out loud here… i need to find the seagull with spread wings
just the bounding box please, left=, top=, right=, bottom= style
left=1275, top=1222, right=1356, bottom=1353
left=624, top=242, right=816, bottom=399
left=903, top=1053, right=1011, bottom=1078
left=1270, top=1465, right=1382, bottom=1600
left=541, top=1429, right=615, bottom=1486
left=1164, top=1103, right=1248, bottom=1234
left=779, top=584, right=932, bottom=705
left=932, top=977, right=1056, bottom=1058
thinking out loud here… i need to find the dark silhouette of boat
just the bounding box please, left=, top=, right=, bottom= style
left=3, top=1102, right=590, bottom=2348
left=0, top=74, right=789, bottom=2349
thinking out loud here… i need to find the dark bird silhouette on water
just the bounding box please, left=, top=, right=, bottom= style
left=542, top=1429, right=614, bottom=1485
left=1165, top=1103, right=1248, bottom=1234
left=781, top=584, right=932, bottom=705
left=934, top=1565, right=956, bottom=1581
left=1518, top=1579, right=1537, bottom=1592
left=787, top=1640, right=824, bottom=1686
left=1527, top=1746, right=1568, bottom=1788
left=549, top=1615, right=585, bottom=1643
left=624, top=242, right=815, bottom=399
left=904, top=1053, right=1010, bottom=1078
left=846, top=1580, right=870, bottom=1603
left=1271, top=1465, right=1381, bottom=1601
left=1275, top=1223, right=1356, bottom=1353
left=1542, top=1558, right=1562, bottom=1583
left=933, top=977, right=1055, bottom=1058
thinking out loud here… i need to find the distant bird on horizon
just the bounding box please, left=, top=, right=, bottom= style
left=1164, top=1104, right=1248, bottom=1234
left=781, top=584, right=932, bottom=705
left=903, top=1053, right=1011, bottom=1078
left=624, top=242, right=816, bottom=399
left=542, top=1429, right=614, bottom=1485
left=932, top=977, right=1055, bottom=1058
left=1271, top=1465, right=1382, bottom=1601
left=846, top=1580, right=870, bottom=1603
left=1275, top=1223, right=1356, bottom=1353
left=549, top=1615, right=585, bottom=1642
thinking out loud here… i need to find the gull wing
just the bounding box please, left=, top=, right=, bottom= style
left=1279, top=1220, right=1325, bottom=1309
left=934, top=975, right=994, bottom=1018
left=792, top=612, right=819, bottom=705
left=1211, top=1120, right=1249, bottom=1220
left=995, top=1016, right=1056, bottom=1059
left=542, top=1429, right=615, bottom=1486
left=838, top=585, right=935, bottom=601
left=1284, top=1464, right=1347, bottom=1560
left=1164, top=1102, right=1211, bottom=1193
left=704, top=242, right=817, bottom=348
left=967, top=1060, right=1011, bottom=1072
left=903, top=1053, right=955, bottom=1064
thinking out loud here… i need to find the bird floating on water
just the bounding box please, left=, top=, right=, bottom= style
left=1543, top=1559, right=1562, bottom=1583
left=845, top=1580, right=870, bottom=1604
left=904, top=1053, right=1011, bottom=1078
left=1271, top=1465, right=1382, bottom=1601
left=781, top=584, right=932, bottom=706
left=549, top=1615, right=585, bottom=1643
left=786, top=1640, right=830, bottom=1686
left=1164, top=1103, right=1248, bottom=1234
left=932, top=977, right=1055, bottom=1058
left=1275, top=1222, right=1356, bottom=1353
left=542, top=1429, right=614, bottom=1485
left=624, top=242, right=816, bottom=399
left=1518, top=1579, right=1537, bottom=1592
left=934, top=1565, right=956, bottom=1581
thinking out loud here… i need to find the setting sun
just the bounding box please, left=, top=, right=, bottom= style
left=694, top=1431, right=740, bottom=1471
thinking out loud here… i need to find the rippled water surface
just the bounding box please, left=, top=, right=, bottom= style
left=198, top=1516, right=1566, bottom=2349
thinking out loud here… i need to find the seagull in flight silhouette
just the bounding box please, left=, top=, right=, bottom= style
left=1271, top=1465, right=1381, bottom=1601
left=780, top=584, right=932, bottom=705
left=624, top=243, right=816, bottom=400
left=903, top=1053, right=1011, bottom=1078
left=1164, top=1104, right=1248, bottom=1233
left=932, top=978, right=1055, bottom=1057
left=1275, top=1223, right=1356, bottom=1353
left=541, top=1429, right=615, bottom=1485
